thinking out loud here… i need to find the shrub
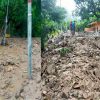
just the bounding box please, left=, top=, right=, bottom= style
left=60, top=47, right=72, bottom=57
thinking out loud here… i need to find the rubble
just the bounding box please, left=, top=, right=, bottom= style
left=42, top=36, right=100, bottom=100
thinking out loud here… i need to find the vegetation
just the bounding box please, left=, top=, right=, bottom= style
left=74, top=0, right=100, bottom=20
left=0, top=0, right=99, bottom=46
left=60, top=47, right=72, bottom=57
left=74, top=0, right=100, bottom=31
left=41, top=0, right=67, bottom=50
left=0, top=0, right=41, bottom=37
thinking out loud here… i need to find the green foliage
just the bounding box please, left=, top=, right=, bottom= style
left=60, top=47, right=72, bottom=57
left=50, top=7, right=67, bottom=23
left=41, top=0, right=67, bottom=50
left=75, top=19, right=88, bottom=32
left=74, top=0, right=100, bottom=20
left=62, top=21, right=67, bottom=32
left=73, top=0, right=100, bottom=32
left=75, top=15, right=99, bottom=32
left=32, top=0, right=41, bottom=37
left=0, top=0, right=41, bottom=37
left=41, top=19, right=58, bottom=50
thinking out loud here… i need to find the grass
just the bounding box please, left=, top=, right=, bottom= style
left=60, top=47, right=72, bottom=57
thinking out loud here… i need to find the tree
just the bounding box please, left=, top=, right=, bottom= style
left=74, top=0, right=100, bottom=20
left=41, top=0, right=67, bottom=50
left=50, top=7, right=67, bottom=23
left=32, top=0, right=41, bottom=37
left=0, top=0, right=41, bottom=37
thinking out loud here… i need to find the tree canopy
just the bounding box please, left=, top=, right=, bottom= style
left=73, top=0, right=100, bottom=32
left=74, top=0, right=100, bottom=20
left=41, top=0, right=67, bottom=50
left=0, top=0, right=41, bottom=37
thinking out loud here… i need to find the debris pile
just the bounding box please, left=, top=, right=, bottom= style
left=42, top=36, right=100, bottom=100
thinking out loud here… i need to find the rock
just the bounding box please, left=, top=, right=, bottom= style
left=94, top=68, right=100, bottom=79
left=43, top=95, right=52, bottom=100
left=51, top=56, right=58, bottom=62
left=73, top=82, right=81, bottom=89
left=70, top=90, right=78, bottom=98
left=0, top=65, right=4, bottom=72
left=54, top=48, right=62, bottom=53
left=1, top=80, right=11, bottom=89
left=48, top=39, right=54, bottom=44
left=61, top=92, right=68, bottom=99
left=42, top=91, right=47, bottom=96
left=82, top=92, right=90, bottom=99
left=7, top=66, right=14, bottom=72
left=22, top=80, right=29, bottom=86
left=15, top=86, right=24, bottom=99
left=4, top=92, right=12, bottom=99
left=62, top=71, right=71, bottom=76
left=20, top=92, right=24, bottom=98
left=95, top=56, right=100, bottom=60
left=62, top=87, right=71, bottom=99
left=46, top=64, right=55, bottom=74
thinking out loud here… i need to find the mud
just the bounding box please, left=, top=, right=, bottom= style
left=0, top=38, right=41, bottom=100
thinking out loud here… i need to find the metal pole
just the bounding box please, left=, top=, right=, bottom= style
left=28, top=0, right=32, bottom=79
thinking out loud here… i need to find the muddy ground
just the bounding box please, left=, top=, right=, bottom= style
left=0, top=38, right=41, bottom=100
left=42, top=36, right=100, bottom=100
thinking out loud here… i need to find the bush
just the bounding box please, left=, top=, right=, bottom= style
left=60, top=47, right=72, bottom=57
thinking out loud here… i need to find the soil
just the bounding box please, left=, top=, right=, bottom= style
left=42, top=35, right=100, bottom=100
left=0, top=38, right=41, bottom=100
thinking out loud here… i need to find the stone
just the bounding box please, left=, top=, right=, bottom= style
left=7, top=66, right=14, bottom=72
left=47, top=64, right=55, bottom=74
left=42, top=91, right=47, bottom=95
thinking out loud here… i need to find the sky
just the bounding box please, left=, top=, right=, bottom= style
left=56, top=0, right=76, bottom=15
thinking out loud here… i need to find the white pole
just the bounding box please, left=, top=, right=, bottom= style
left=28, top=0, right=32, bottom=79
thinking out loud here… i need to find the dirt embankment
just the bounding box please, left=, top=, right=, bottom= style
left=42, top=36, right=100, bottom=100
left=0, top=38, right=41, bottom=100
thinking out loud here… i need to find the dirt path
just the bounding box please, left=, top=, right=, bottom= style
left=42, top=36, right=100, bottom=100
left=0, top=38, right=41, bottom=100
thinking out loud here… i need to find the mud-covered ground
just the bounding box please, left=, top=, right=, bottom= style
left=0, top=38, right=41, bottom=100
left=42, top=36, right=100, bottom=100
